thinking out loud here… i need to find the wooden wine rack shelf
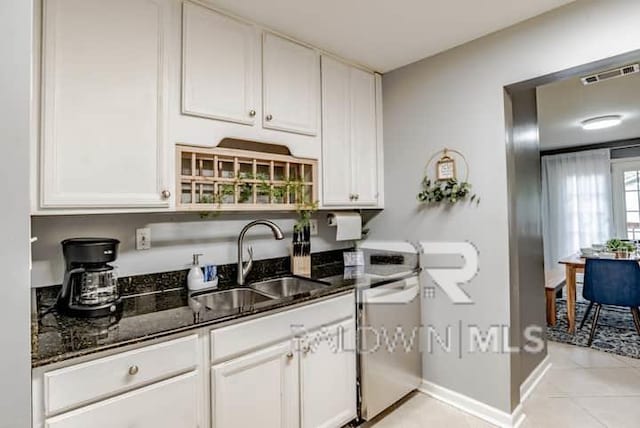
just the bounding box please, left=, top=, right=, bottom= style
left=176, top=144, right=317, bottom=211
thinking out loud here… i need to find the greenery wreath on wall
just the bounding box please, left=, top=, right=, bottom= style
left=417, top=148, right=480, bottom=206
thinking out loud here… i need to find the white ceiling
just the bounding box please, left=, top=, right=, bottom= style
left=209, top=0, right=574, bottom=72
left=537, top=65, right=640, bottom=150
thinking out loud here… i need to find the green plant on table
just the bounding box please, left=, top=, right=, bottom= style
left=606, top=238, right=636, bottom=253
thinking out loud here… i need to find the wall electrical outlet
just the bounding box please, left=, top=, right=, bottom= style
left=309, top=219, right=318, bottom=236
left=136, top=228, right=151, bottom=250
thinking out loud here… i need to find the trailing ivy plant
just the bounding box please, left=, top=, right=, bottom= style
left=198, top=172, right=318, bottom=226
left=417, top=177, right=479, bottom=206
left=294, top=200, right=319, bottom=232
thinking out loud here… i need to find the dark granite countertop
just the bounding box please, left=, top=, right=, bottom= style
left=32, top=279, right=354, bottom=368
left=31, top=249, right=419, bottom=368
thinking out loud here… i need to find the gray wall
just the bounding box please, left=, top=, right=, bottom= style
left=32, top=212, right=349, bottom=287
left=0, top=0, right=33, bottom=426
left=371, top=0, right=640, bottom=414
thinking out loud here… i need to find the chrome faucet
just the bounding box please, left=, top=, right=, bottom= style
left=237, top=220, right=284, bottom=285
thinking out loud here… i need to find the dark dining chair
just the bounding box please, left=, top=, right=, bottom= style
left=579, top=258, right=640, bottom=346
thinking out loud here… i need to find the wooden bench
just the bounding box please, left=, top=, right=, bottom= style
left=545, top=268, right=566, bottom=326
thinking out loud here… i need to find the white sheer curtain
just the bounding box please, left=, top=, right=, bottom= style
left=541, top=149, right=614, bottom=272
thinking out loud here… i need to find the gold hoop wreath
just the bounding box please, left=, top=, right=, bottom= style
left=417, top=148, right=479, bottom=205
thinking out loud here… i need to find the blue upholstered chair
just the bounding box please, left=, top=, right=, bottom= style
left=579, top=258, right=640, bottom=346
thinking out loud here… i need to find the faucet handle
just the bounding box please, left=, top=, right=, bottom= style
left=242, top=246, right=254, bottom=279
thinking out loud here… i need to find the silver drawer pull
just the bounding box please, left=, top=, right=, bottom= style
left=128, top=365, right=139, bottom=376
left=286, top=351, right=294, bottom=359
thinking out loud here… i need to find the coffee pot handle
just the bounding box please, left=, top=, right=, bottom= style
left=58, top=267, right=87, bottom=305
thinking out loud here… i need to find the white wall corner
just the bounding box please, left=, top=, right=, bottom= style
left=519, top=354, right=552, bottom=403
left=419, top=380, right=526, bottom=428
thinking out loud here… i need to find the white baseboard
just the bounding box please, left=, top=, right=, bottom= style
left=519, top=355, right=551, bottom=403
left=419, top=380, right=526, bottom=428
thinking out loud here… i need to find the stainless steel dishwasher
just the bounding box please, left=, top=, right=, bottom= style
left=358, top=274, right=422, bottom=421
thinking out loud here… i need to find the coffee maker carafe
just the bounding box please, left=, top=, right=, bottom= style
left=57, top=238, right=122, bottom=317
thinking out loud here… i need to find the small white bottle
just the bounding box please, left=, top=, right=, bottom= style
left=187, top=253, right=205, bottom=292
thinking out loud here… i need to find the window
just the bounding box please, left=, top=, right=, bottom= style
left=612, top=158, right=640, bottom=239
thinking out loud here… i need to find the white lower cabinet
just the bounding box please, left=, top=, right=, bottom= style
left=300, top=320, right=357, bottom=428
left=212, top=341, right=299, bottom=428
left=33, top=294, right=356, bottom=428
left=211, top=318, right=357, bottom=428
left=44, top=372, right=198, bottom=428
left=32, top=334, right=202, bottom=428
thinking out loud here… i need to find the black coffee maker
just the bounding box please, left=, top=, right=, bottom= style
left=56, top=238, right=122, bottom=317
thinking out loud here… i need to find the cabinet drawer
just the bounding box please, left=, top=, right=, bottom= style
left=210, top=292, right=354, bottom=363
left=44, top=334, right=198, bottom=415
left=45, top=371, right=198, bottom=428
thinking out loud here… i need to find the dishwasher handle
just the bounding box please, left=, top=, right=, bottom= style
left=364, top=277, right=420, bottom=304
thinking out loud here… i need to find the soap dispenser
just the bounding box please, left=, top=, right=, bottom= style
left=187, top=253, right=205, bottom=292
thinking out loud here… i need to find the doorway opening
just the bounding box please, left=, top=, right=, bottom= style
left=505, top=48, right=640, bottom=390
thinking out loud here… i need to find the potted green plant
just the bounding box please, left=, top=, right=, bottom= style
left=606, top=238, right=636, bottom=258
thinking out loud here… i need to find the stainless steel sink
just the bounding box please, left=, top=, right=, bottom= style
left=250, top=276, right=329, bottom=298
left=192, top=288, right=274, bottom=311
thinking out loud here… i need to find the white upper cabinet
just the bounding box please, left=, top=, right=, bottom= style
left=350, top=67, right=379, bottom=206
left=262, top=32, right=320, bottom=136
left=41, top=0, right=170, bottom=208
left=320, top=58, right=352, bottom=206
left=321, top=56, right=382, bottom=208
left=182, top=1, right=257, bottom=125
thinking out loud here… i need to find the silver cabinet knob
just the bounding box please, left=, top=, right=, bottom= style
left=355, top=194, right=360, bottom=200
left=286, top=351, right=294, bottom=359
left=265, top=114, right=273, bottom=121
left=161, top=190, right=171, bottom=199
left=249, top=109, right=256, bottom=117
left=128, top=365, right=139, bottom=376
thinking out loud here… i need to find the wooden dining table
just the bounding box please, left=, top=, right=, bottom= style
left=558, top=254, right=585, bottom=333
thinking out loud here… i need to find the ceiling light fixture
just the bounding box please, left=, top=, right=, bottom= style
left=581, top=115, right=623, bottom=130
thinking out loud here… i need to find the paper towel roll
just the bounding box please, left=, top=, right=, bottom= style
left=327, top=212, right=362, bottom=241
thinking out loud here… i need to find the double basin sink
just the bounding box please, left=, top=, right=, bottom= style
left=191, top=276, right=331, bottom=312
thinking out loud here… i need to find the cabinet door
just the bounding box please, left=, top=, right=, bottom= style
left=350, top=68, right=379, bottom=206
left=300, top=320, right=357, bottom=428
left=182, top=2, right=257, bottom=125
left=212, top=341, right=299, bottom=428
left=45, top=372, right=198, bottom=428
left=321, top=56, right=353, bottom=206
left=41, top=0, right=169, bottom=208
left=262, top=32, right=319, bottom=136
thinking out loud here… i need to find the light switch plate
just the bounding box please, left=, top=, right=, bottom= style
left=309, top=219, right=318, bottom=236
left=136, top=228, right=151, bottom=250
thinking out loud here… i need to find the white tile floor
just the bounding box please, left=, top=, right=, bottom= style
left=366, top=341, right=640, bottom=427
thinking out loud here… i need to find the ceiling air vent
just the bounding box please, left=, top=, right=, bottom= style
left=581, top=63, right=640, bottom=85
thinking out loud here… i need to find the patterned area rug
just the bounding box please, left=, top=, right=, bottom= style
left=547, top=300, right=640, bottom=359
